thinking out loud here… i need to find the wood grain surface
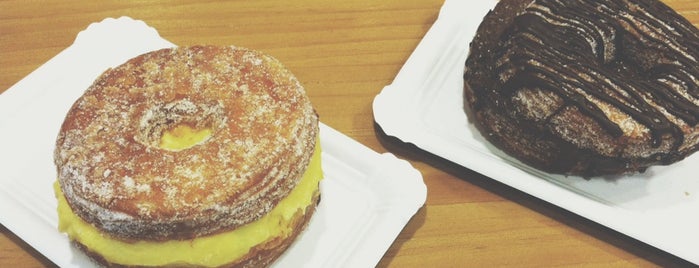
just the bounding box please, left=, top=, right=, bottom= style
left=1, top=0, right=697, bottom=267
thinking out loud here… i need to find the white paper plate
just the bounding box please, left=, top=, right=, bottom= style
left=0, top=16, right=427, bottom=268
left=374, top=0, right=699, bottom=265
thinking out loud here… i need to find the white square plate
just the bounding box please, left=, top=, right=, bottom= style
left=0, top=16, right=427, bottom=268
left=373, top=0, right=699, bottom=265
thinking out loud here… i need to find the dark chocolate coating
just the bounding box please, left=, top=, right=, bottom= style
left=464, top=0, right=699, bottom=177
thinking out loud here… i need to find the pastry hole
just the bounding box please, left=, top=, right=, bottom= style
left=135, top=99, right=224, bottom=151
left=159, top=123, right=213, bottom=151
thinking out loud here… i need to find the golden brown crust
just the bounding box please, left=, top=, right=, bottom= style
left=464, top=0, right=699, bottom=176
left=54, top=45, right=319, bottom=240
left=73, top=190, right=321, bottom=268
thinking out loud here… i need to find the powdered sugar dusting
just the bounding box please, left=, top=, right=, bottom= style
left=54, top=45, right=319, bottom=240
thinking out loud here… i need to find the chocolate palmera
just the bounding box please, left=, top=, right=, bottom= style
left=464, top=0, right=699, bottom=176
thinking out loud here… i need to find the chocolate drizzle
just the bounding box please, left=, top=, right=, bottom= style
left=494, top=0, right=699, bottom=147
left=464, top=0, right=699, bottom=176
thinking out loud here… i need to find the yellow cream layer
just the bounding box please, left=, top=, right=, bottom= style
left=55, top=137, right=323, bottom=267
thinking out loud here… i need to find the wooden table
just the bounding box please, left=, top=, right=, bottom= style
left=1, top=0, right=697, bottom=267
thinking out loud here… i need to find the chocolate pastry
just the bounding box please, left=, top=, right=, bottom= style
left=464, top=0, right=699, bottom=176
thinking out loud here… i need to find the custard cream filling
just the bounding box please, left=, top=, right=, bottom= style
left=159, top=124, right=213, bottom=151
left=55, top=137, right=323, bottom=267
